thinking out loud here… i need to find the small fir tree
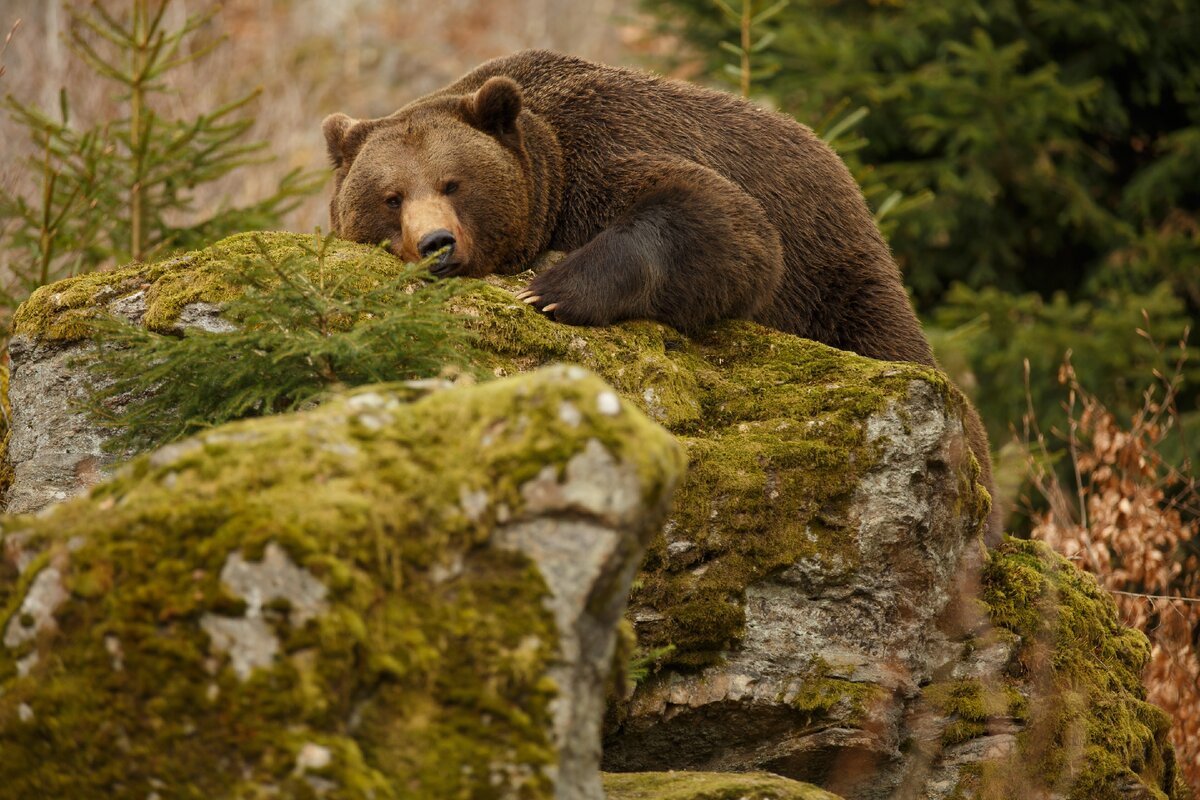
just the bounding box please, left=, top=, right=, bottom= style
left=85, top=234, right=479, bottom=453
left=0, top=0, right=320, bottom=323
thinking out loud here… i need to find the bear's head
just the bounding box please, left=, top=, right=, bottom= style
left=323, top=77, right=554, bottom=277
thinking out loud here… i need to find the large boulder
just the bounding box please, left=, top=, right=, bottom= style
left=0, top=365, right=684, bottom=799
left=2, top=232, right=1184, bottom=799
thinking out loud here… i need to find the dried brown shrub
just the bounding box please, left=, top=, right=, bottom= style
left=1022, top=328, right=1200, bottom=791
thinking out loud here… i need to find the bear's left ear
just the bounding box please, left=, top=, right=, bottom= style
left=323, top=112, right=358, bottom=169
left=464, top=77, right=523, bottom=138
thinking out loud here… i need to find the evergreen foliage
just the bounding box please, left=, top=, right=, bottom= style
left=931, top=284, right=1196, bottom=448
left=712, top=0, right=790, bottom=97
left=642, top=0, right=1199, bottom=444
left=0, top=0, right=320, bottom=323
left=84, top=234, right=478, bottom=452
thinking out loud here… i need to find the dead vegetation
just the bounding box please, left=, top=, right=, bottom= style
left=1023, top=327, right=1200, bottom=788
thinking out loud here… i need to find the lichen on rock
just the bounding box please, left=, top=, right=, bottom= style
left=0, top=365, right=684, bottom=799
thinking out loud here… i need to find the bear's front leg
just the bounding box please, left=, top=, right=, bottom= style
left=516, top=155, right=784, bottom=334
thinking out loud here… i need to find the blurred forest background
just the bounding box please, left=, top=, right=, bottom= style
left=1, top=0, right=1197, bottom=789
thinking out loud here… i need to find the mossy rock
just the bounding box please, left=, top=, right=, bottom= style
left=915, top=539, right=1186, bottom=799
left=968, top=538, right=1186, bottom=800
left=9, top=233, right=1179, bottom=798
left=4, top=232, right=993, bottom=796
left=11, top=232, right=414, bottom=341
left=7, top=231, right=990, bottom=672
left=602, top=770, right=844, bottom=799
left=0, top=365, right=684, bottom=799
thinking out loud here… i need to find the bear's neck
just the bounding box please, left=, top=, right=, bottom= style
left=514, top=111, right=565, bottom=268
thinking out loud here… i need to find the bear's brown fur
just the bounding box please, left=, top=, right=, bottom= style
left=323, top=49, right=1001, bottom=543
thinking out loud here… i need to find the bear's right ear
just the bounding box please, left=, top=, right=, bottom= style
left=464, top=77, right=523, bottom=138
left=322, top=113, right=357, bottom=169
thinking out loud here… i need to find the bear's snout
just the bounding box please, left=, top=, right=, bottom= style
left=400, top=195, right=467, bottom=270
left=418, top=229, right=457, bottom=265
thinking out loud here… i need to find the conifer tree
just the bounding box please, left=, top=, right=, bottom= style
left=0, top=0, right=320, bottom=320
left=646, top=0, right=1198, bottom=301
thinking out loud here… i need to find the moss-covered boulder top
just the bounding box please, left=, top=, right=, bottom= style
left=0, top=365, right=683, bottom=799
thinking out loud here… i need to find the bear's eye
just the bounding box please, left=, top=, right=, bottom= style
left=442, top=180, right=459, bottom=196
left=384, top=195, right=402, bottom=210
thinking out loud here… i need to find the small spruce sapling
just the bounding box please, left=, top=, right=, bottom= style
left=84, top=233, right=479, bottom=453
left=713, top=0, right=789, bottom=98
left=687, top=1, right=932, bottom=237
left=0, top=0, right=321, bottom=327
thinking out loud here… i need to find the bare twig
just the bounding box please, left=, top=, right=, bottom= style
left=0, top=19, right=20, bottom=80
left=1109, top=590, right=1200, bottom=605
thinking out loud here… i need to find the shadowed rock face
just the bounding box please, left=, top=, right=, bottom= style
left=1, top=233, right=1183, bottom=799
left=0, top=366, right=684, bottom=800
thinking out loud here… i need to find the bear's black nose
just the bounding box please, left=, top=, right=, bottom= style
left=417, top=230, right=456, bottom=260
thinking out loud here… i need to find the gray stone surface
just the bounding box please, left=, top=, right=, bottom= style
left=604, top=382, right=992, bottom=799
left=4, top=335, right=113, bottom=514
left=3, top=291, right=238, bottom=515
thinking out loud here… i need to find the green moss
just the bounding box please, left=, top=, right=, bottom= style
left=455, top=291, right=988, bottom=666
left=10, top=232, right=991, bottom=672
left=975, top=539, right=1184, bottom=800
left=0, top=366, right=684, bottom=798
left=922, top=678, right=1027, bottom=747
left=789, top=657, right=889, bottom=727
left=602, top=771, right=844, bottom=800
left=17, top=234, right=1173, bottom=797
left=11, top=232, right=406, bottom=340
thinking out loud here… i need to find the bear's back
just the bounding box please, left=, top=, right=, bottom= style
left=416, top=50, right=930, bottom=366
left=453, top=54, right=864, bottom=235
left=437, top=51, right=929, bottom=363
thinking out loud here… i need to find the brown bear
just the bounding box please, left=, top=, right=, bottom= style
left=322, top=49, right=1001, bottom=543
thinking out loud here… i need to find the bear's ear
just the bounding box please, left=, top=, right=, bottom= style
left=322, top=112, right=358, bottom=169
left=465, top=77, right=523, bottom=138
